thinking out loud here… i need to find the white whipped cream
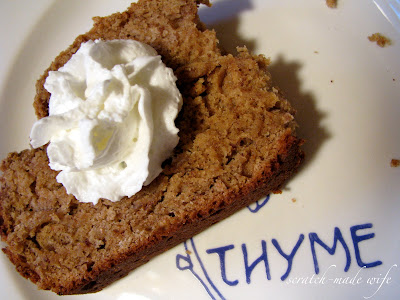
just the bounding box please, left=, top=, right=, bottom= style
left=30, top=39, right=182, bottom=204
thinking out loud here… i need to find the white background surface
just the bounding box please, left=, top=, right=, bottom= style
left=0, top=0, right=399, bottom=299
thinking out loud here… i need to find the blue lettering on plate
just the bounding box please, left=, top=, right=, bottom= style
left=242, top=240, right=271, bottom=283
left=350, top=223, right=382, bottom=268
left=206, top=245, right=238, bottom=286
left=272, top=234, right=305, bottom=280
left=175, top=194, right=382, bottom=300
left=309, top=227, right=351, bottom=274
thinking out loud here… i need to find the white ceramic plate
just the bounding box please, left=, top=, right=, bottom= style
left=1, top=0, right=399, bottom=299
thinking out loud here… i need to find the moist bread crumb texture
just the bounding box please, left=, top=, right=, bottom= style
left=0, top=0, right=304, bottom=295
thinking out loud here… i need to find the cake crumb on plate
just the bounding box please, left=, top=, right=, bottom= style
left=326, top=0, right=338, bottom=8
left=390, top=159, right=400, bottom=168
left=368, top=33, right=392, bottom=47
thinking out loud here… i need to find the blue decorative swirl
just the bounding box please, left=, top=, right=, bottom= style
left=176, top=238, right=226, bottom=300
left=247, top=194, right=270, bottom=213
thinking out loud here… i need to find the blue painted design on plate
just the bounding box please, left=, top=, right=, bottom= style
left=176, top=238, right=226, bottom=300
left=247, top=194, right=270, bottom=213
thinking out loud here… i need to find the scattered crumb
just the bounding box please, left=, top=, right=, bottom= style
left=273, top=189, right=282, bottom=194
left=186, top=250, right=192, bottom=255
left=291, top=198, right=297, bottom=203
left=393, top=78, right=396, bottom=82
left=326, top=0, right=338, bottom=8
left=390, top=159, right=400, bottom=168
left=330, top=80, right=334, bottom=83
left=314, top=50, right=319, bottom=54
left=368, top=33, right=392, bottom=47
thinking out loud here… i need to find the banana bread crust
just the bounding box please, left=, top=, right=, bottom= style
left=0, top=0, right=304, bottom=295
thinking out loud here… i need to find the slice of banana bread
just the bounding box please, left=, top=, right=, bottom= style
left=0, top=0, right=304, bottom=295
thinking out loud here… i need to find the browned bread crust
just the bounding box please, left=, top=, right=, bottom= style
left=0, top=0, right=304, bottom=295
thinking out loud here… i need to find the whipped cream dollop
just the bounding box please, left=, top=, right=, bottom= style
left=30, top=39, right=182, bottom=204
